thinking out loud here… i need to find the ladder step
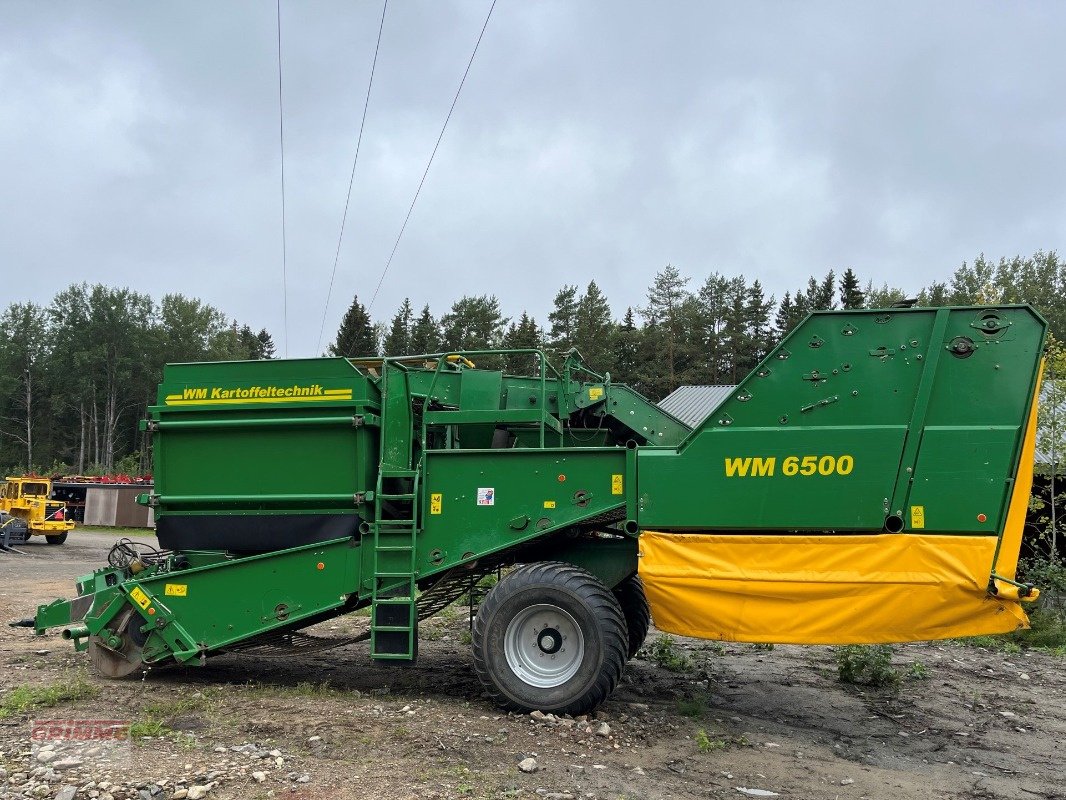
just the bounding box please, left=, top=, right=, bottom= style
left=378, top=493, right=416, bottom=500
left=374, top=571, right=414, bottom=578
left=376, top=545, right=413, bottom=552
left=371, top=624, right=414, bottom=632
left=374, top=597, right=414, bottom=605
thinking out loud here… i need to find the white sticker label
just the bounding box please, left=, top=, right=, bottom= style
left=477, top=487, right=495, bottom=506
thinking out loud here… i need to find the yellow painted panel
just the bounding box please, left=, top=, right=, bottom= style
left=639, top=531, right=1029, bottom=644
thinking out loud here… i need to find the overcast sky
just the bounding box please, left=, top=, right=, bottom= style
left=2, top=1, right=1064, bottom=356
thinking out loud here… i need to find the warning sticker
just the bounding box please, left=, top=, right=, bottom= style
left=430, top=493, right=443, bottom=515
left=543, top=500, right=556, bottom=509
left=129, top=586, right=151, bottom=609
left=164, top=584, right=187, bottom=597
left=910, top=505, right=925, bottom=529
left=477, top=488, right=495, bottom=506
left=588, top=386, right=604, bottom=401
left=611, top=474, right=624, bottom=495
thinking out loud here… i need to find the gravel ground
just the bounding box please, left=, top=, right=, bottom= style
left=1, top=529, right=1063, bottom=800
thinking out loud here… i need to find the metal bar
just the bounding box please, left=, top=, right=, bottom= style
left=887, top=308, right=949, bottom=521
left=154, top=415, right=370, bottom=431
left=150, top=494, right=366, bottom=507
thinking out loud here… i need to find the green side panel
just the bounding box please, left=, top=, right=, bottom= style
left=637, top=306, right=1046, bottom=534
left=907, top=427, right=1016, bottom=533
left=638, top=426, right=906, bottom=529
left=150, top=358, right=379, bottom=517
left=380, top=363, right=413, bottom=471
left=418, top=448, right=628, bottom=575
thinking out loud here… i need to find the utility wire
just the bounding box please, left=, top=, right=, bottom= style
left=367, top=0, right=497, bottom=313
left=317, top=0, right=389, bottom=354
left=276, top=0, right=289, bottom=357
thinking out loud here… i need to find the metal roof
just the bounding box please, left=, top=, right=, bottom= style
left=1036, top=380, right=1064, bottom=467
left=657, top=385, right=736, bottom=428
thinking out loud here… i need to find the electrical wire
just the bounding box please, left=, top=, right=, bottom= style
left=276, top=0, right=290, bottom=357
left=316, top=0, right=389, bottom=355
left=366, top=0, right=497, bottom=313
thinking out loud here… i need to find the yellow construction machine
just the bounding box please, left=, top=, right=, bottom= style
left=0, top=477, right=75, bottom=547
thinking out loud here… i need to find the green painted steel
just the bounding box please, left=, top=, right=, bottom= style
left=637, top=305, right=1046, bottom=534
left=34, top=305, right=1047, bottom=672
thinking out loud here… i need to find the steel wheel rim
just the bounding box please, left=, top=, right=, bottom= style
left=504, top=603, right=584, bottom=688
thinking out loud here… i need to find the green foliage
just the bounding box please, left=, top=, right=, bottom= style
left=502, top=312, right=542, bottom=374
left=0, top=672, right=97, bottom=719
left=907, top=661, right=929, bottom=680
left=4, top=250, right=1062, bottom=476
left=676, top=692, right=708, bottom=717
left=695, top=728, right=725, bottom=752
left=643, top=634, right=693, bottom=672
left=835, top=645, right=900, bottom=688
left=329, top=294, right=377, bottom=357
left=839, top=268, right=865, bottom=309
left=409, top=304, right=441, bottom=354
left=383, top=298, right=414, bottom=356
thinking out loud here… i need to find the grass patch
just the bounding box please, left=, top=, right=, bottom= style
left=676, top=693, right=708, bottom=718
left=961, top=607, right=1066, bottom=655
left=0, top=672, right=97, bottom=719
left=129, top=691, right=217, bottom=740
left=695, top=728, right=725, bottom=753
left=835, top=645, right=900, bottom=688
left=643, top=634, right=693, bottom=672
left=694, top=728, right=747, bottom=753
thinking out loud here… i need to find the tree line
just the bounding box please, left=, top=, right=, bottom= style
left=331, top=250, right=1066, bottom=401
left=2, top=251, right=1063, bottom=475
left=0, top=284, right=274, bottom=474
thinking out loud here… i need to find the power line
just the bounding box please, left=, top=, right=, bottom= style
left=366, top=0, right=497, bottom=313
left=317, top=0, right=389, bottom=355
left=276, top=0, right=289, bottom=357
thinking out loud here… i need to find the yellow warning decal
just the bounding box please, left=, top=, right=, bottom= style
left=611, top=474, right=623, bottom=495
left=910, top=505, right=925, bottom=529
left=129, top=586, right=151, bottom=609
left=164, top=584, right=187, bottom=597
left=544, top=500, right=556, bottom=509
left=430, top=493, right=442, bottom=515
left=588, top=387, right=604, bottom=401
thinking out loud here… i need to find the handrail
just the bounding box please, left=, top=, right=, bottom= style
left=411, top=348, right=560, bottom=449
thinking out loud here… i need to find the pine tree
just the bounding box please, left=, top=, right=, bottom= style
left=547, top=285, right=579, bottom=354
left=744, top=279, right=773, bottom=367
left=409, top=304, right=440, bottom=354
left=440, top=295, right=509, bottom=368
left=696, top=274, right=730, bottom=383
left=774, top=292, right=799, bottom=339
left=502, top=312, right=542, bottom=374
left=816, top=270, right=837, bottom=310
left=611, top=308, right=641, bottom=386
left=639, top=265, right=691, bottom=395
left=382, top=298, right=414, bottom=356
left=255, top=329, right=276, bottom=358
left=329, top=295, right=377, bottom=357
left=720, top=276, right=749, bottom=383
left=574, top=281, right=613, bottom=370
left=839, top=268, right=865, bottom=309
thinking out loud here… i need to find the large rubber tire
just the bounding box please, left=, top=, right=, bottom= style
left=45, top=533, right=68, bottom=545
left=472, top=561, right=628, bottom=715
left=613, top=574, right=651, bottom=660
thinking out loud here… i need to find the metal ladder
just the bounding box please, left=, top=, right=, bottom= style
left=370, top=361, right=420, bottom=660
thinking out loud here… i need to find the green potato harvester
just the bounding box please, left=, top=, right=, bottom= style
left=31, top=304, right=1047, bottom=714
